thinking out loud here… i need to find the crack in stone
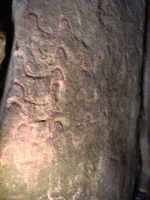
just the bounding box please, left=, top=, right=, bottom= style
left=134, top=0, right=149, bottom=199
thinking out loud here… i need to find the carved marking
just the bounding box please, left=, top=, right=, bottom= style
left=58, top=15, right=71, bottom=31
left=55, top=47, right=67, bottom=64
left=24, top=36, right=57, bottom=77
left=24, top=93, right=52, bottom=105
left=6, top=96, right=27, bottom=115
left=16, top=120, right=51, bottom=144
left=27, top=12, right=53, bottom=37
left=23, top=78, right=53, bottom=105
left=51, top=82, right=60, bottom=103
left=24, top=62, right=53, bottom=78
left=24, top=60, right=65, bottom=78
left=54, top=121, right=64, bottom=133
left=13, top=79, right=25, bottom=96
left=30, top=40, right=56, bottom=66
left=51, top=80, right=65, bottom=104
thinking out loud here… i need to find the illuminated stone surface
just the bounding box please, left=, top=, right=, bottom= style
left=0, top=0, right=146, bottom=200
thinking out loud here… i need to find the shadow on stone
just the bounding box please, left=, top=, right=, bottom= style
left=0, top=0, right=14, bottom=102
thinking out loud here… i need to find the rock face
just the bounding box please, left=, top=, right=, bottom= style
left=0, top=0, right=146, bottom=200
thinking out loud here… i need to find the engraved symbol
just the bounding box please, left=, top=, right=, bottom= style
left=50, top=68, right=65, bottom=103
left=39, top=47, right=56, bottom=65
left=6, top=96, right=27, bottom=115
left=56, top=47, right=67, bottom=64
left=51, top=82, right=60, bottom=102
left=24, top=78, right=52, bottom=105
left=24, top=62, right=58, bottom=78
left=58, top=15, right=71, bottom=31
left=54, top=121, right=64, bottom=133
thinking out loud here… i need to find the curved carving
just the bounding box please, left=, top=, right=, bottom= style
left=58, top=15, right=72, bottom=32
left=24, top=62, right=59, bottom=78
left=16, top=120, right=51, bottom=144
left=24, top=42, right=67, bottom=78
left=13, top=79, right=25, bottom=97
left=55, top=47, right=67, bottom=65
left=24, top=93, right=52, bottom=105
left=50, top=82, right=60, bottom=103
left=54, top=121, right=64, bottom=133
left=26, top=11, right=53, bottom=38
left=6, top=96, right=27, bottom=115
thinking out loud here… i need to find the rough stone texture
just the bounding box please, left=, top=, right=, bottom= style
left=0, top=0, right=146, bottom=200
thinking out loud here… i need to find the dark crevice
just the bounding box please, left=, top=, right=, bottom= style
left=134, top=0, right=149, bottom=199
left=0, top=0, right=14, bottom=102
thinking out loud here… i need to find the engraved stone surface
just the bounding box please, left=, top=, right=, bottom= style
left=0, top=0, right=146, bottom=200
